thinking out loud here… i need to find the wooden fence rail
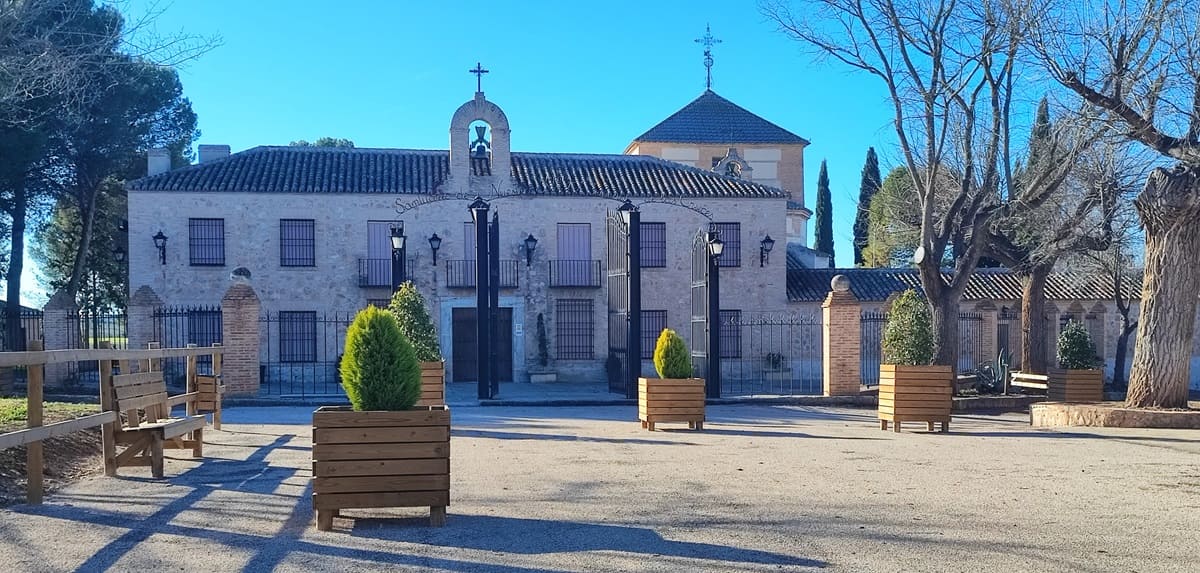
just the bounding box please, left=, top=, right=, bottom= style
left=0, top=341, right=223, bottom=504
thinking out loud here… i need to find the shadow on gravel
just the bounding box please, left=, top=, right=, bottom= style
left=351, top=514, right=827, bottom=569
left=452, top=428, right=699, bottom=445
left=961, top=431, right=1200, bottom=444
left=681, top=428, right=884, bottom=440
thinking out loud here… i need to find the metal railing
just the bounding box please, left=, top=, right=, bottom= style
left=548, top=260, right=602, bottom=288
left=357, top=257, right=413, bottom=288
left=445, top=260, right=519, bottom=288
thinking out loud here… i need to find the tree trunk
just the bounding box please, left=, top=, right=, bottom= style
left=1019, top=266, right=1051, bottom=374
left=1125, top=164, right=1200, bottom=409
left=1112, top=320, right=1135, bottom=391
left=64, top=189, right=98, bottom=303
left=928, top=297, right=962, bottom=368
left=5, top=177, right=26, bottom=351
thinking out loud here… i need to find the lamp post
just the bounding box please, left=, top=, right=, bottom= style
left=523, top=234, right=538, bottom=267
left=617, top=200, right=642, bottom=398
left=469, top=197, right=492, bottom=399
left=706, top=231, right=724, bottom=398
left=390, top=222, right=406, bottom=293
left=428, top=233, right=442, bottom=266
left=152, top=230, right=167, bottom=265
left=759, top=235, right=775, bottom=267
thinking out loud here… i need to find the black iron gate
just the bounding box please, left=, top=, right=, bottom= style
left=690, top=230, right=711, bottom=387
left=605, top=204, right=641, bottom=397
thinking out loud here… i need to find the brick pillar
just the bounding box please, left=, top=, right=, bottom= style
left=42, top=291, right=79, bottom=387
left=1045, top=302, right=1060, bottom=367
left=977, top=301, right=998, bottom=363
left=822, top=275, right=862, bottom=396
left=127, top=285, right=163, bottom=352
left=221, top=282, right=261, bottom=396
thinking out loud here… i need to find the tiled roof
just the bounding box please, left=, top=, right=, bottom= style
left=633, top=90, right=809, bottom=145
left=128, top=146, right=787, bottom=199
left=786, top=266, right=1136, bottom=303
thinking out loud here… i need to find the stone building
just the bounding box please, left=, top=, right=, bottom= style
left=125, top=88, right=808, bottom=395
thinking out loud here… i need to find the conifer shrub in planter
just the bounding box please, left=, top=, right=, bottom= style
left=529, top=313, right=557, bottom=383
left=878, top=289, right=952, bottom=433
left=312, top=306, right=450, bottom=531
left=388, top=282, right=444, bottom=405
left=1048, top=320, right=1103, bottom=402
left=638, top=328, right=705, bottom=431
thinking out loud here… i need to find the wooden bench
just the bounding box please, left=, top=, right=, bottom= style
left=103, top=369, right=207, bottom=477
left=1010, top=371, right=1049, bottom=392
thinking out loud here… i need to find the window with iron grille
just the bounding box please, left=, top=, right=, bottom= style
left=640, top=222, right=666, bottom=268
left=555, top=299, right=593, bottom=360
left=280, top=219, right=315, bottom=267
left=279, top=311, right=317, bottom=363
left=189, top=218, right=225, bottom=266
left=367, top=299, right=391, bottom=309
left=710, top=222, right=741, bottom=267
left=719, top=309, right=742, bottom=358
left=640, top=310, right=667, bottom=359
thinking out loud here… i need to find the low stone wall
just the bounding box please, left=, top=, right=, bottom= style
left=1030, top=401, right=1200, bottom=429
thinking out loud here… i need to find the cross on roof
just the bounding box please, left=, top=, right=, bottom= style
left=469, top=62, right=489, bottom=93
left=694, top=24, right=722, bottom=90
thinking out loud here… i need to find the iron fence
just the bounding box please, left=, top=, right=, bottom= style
left=719, top=312, right=823, bottom=396
left=153, top=306, right=221, bottom=389
left=860, top=310, right=988, bottom=384
left=861, top=311, right=887, bottom=386
left=0, top=308, right=44, bottom=351
left=260, top=311, right=354, bottom=397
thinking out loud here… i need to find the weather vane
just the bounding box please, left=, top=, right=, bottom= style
left=469, top=62, right=489, bottom=93
left=694, top=24, right=722, bottom=90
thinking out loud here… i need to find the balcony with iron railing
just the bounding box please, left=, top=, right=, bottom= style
left=445, top=260, right=519, bottom=288
left=357, top=257, right=414, bottom=288
left=548, top=259, right=602, bottom=288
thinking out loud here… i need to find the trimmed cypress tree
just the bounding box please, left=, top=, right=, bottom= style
left=653, top=329, right=693, bottom=379
left=853, top=148, right=881, bottom=266
left=387, top=281, right=442, bottom=362
left=814, top=160, right=835, bottom=268
left=339, top=306, right=421, bottom=411
left=1057, top=320, right=1099, bottom=370
left=882, top=290, right=934, bottom=366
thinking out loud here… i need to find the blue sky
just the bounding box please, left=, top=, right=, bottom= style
left=23, top=0, right=902, bottom=305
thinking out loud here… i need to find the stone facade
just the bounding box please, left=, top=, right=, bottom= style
left=126, top=92, right=793, bottom=391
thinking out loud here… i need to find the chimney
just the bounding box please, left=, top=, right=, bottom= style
left=198, top=144, right=231, bottom=164
left=147, top=148, right=171, bottom=176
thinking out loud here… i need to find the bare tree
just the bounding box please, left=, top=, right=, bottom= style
left=763, top=0, right=1085, bottom=365
left=1029, top=0, right=1199, bottom=408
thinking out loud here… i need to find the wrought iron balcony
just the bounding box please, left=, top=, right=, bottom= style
left=358, top=257, right=413, bottom=288
left=445, top=259, right=519, bottom=288
left=549, top=260, right=602, bottom=288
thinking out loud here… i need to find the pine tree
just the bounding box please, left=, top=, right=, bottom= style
left=853, top=148, right=881, bottom=266
left=814, top=160, right=835, bottom=268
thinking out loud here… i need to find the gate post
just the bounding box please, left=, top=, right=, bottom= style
left=221, top=283, right=261, bottom=396
left=488, top=212, right=500, bottom=397
left=620, top=201, right=641, bottom=399
left=976, top=301, right=998, bottom=365
left=470, top=197, right=492, bottom=399
left=822, top=275, right=861, bottom=396
left=706, top=232, right=721, bottom=399
left=42, top=291, right=79, bottom=387
left=127, top=286, right=163, bottom=354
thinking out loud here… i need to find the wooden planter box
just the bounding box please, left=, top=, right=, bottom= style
left=312, top=405, right=450, bottom=530
left=1048, top=368, right=1103, bottom=402
left=638, top=377, right=705, bottom=431
left=878, top=364, right=952, bottom=433
left=418, top=361, right=445, bottom=406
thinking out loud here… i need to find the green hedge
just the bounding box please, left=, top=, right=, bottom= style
left=653, top=328, right=693, bottom=379
left=882, top=289, right=934, bottom=366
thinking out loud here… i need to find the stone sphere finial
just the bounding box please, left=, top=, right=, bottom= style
left=831, top=274, right=851, bottom=293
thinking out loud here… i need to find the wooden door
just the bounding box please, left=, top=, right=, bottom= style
left=557, top=223, right=592, bottom=285
left=367, top=221, right=397, bottom=286
left=451, top=307, right=514, bottom=382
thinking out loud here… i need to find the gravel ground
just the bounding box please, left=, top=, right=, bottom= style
left=0, top=404, right=1197, bottom=572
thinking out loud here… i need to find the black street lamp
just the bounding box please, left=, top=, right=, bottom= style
left=523, top=234, right=538, bottom=266
left=428, top=233, right=442, bottom=266
left=706, top=230, right=723, bottom=399
left=708, top=234, right=725, bottom=259
left=152, top=230, right=167, bottom=265
left=113, top=246, right=126, bottom=263
left=390, top=223, right=406, bottom=292
left=759, top=235, right=775, bottom=267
